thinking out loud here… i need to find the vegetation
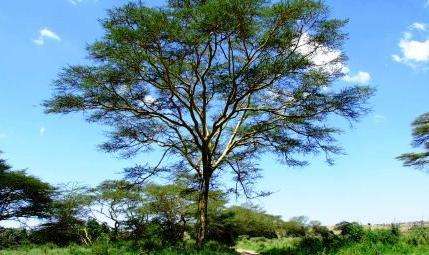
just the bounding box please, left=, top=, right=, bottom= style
left=0, top=155, right=53, bottom=222
left=3, top=224, right=429, bottom=254
left=398, top=112, right=429, bottom=169
left=44, top=0, right=373, bottom=245
left=0, top=0, right=427, bottom=255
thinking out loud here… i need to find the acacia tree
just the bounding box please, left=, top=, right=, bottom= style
left=0, top=155, right=53, bottom=222
left=44, top=0, right=373, bottom=245
left=91, top=180, right=143, bottom=240
left=398, top=113, right=429, bottom=168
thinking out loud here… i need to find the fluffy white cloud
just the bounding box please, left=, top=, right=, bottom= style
left=343, top=71, right=371, bottom=84
left=33, top=28, right=61, bottom=46
left=294, top=34, right=371, bottom=84
left=295, top=33, right=345, bottom=74
left=392, top=23, right=429, bottom=67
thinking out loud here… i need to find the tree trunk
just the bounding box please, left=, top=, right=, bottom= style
left=196, top=176, right=210, bottom=248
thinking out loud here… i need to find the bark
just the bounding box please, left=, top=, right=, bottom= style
left=196, top=173, right=211, bottom=248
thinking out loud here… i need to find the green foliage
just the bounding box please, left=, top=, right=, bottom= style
left=33, top=186, right=93, bottom=246
left=405, top=226, right=429, bottom=246
left=398, top=112, right=429, bottom=168
left=334, top=221, right=365, bottom=243
left=207, top=205, right=285, bottom=244
left=3, top=227, right=429, bottom=255
left=0, top=156, right=53, bottom=221
left=364, top=225, right=400, bottom=245
left=235, top=227, right=429, bottom=255
left=278, top=218, right=309, bottom=237
left=0, top=228, right=30, bottom=249
left=44, top=0, right=373, bottom=244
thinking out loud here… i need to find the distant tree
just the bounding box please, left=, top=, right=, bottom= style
left=334, top=221, right=364, bottom=243
left=220, top=205, right=284, bottom=239
left=397, top=113, right=429, bottom=169
left=44, top=0, right=373, bottom=245
left=142, top=183, right=194, bottom=244
left=0, top=155, right=53, bottom=222
left=36, top=185, right=93, bottom=246
left=91, top=180, right=143, bottom=240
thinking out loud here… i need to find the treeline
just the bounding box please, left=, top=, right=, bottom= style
left=2, top=155, right=429, bottom=255
left=0, top=155, right=315, bottom=251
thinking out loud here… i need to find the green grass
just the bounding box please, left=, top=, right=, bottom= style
left=0, top=245, right=91, bottom=255
left=3, top=242, right=429, bottom=255
left=3, top=228, right=429, bottom=255
left=0, top=244, right=237, bottom=255
left=235, top=228, right=429, bottom=255
left=334, top=242, right=429, bottom=255
left=236, top=237, right=299, bottom=253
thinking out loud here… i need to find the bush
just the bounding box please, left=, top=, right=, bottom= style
left=207, top=206, right=284, bottom=244
left=0, top=228, right=30, bottom=249
left=297, top=235, right=324, bottom=254
left=364, top=225, right=400, bottom=245
left=85, top=219, right=110, bottom=243
left=279, top=221, right=308, bottom=237
left=335, top=222, right=365, bottom=243
left=406, top=226, right=429, bottom=246
left=312, top=225, right=342, bottom=250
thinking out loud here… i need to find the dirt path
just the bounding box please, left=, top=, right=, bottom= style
left=235, top=248, right=259, bottom=255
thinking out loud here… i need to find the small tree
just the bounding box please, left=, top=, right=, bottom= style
left=44, top=0, right=373, bottom=245
left=36, top=185, right=92, bottom=246
left=0, top=155, right=53, bottom=222
left=398, top=113, right=429, bottom=169
left=143, top=183, right=194, bottom=244
left=91, top=180, right=143, bottom=240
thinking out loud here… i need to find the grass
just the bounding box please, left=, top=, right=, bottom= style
left=234, top=227, right=429, bottom=255
left=236, top=237, right=299, bottom=253
left=0, top=244, right=238, bottom=255
left=3, top=227, right=429, bottom=255
left=3, top=242, right=429, bottom=255
left=334, top=241, right=429, bottom=255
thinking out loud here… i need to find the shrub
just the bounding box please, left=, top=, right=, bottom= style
left=297, top=235, right=324, bottom=254
left=335, top=222, right=365, bottom=243
left=0, top=228, right=30, bottom=249
left=406, top=226, right=429, bottom=246
left=312, top=225, right=342, bottom=250
left=365, top=227, right=400, bottom=245
left=279, top=220, right=308, bottom=237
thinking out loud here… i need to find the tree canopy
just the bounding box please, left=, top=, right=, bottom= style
left=398, top=112, right=429, bottom=169
left=0, top=156, right=53, bottom=222
left=44, top=0, right=373, bottom=245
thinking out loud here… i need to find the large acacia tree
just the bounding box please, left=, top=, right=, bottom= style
left=45, top=0, right=373, bottom=245
left=398, top=113, right=429, bottom=168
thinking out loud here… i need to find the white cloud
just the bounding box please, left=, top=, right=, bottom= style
left=295, top=33, right=345, bottom=74
left=343, top=71, right=371, bottom=84
left=411, top=22, right=427, bottom=31
left=294, top=34, right=371, bottom=85
left=393, top=23, right=429, bottom=68
left=33, top=28, right=61, bottom=46
left=39, top=127, right=46, bottom=136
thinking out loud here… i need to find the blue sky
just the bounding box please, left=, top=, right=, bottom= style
left=0, top=0, right=429, bottom=225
